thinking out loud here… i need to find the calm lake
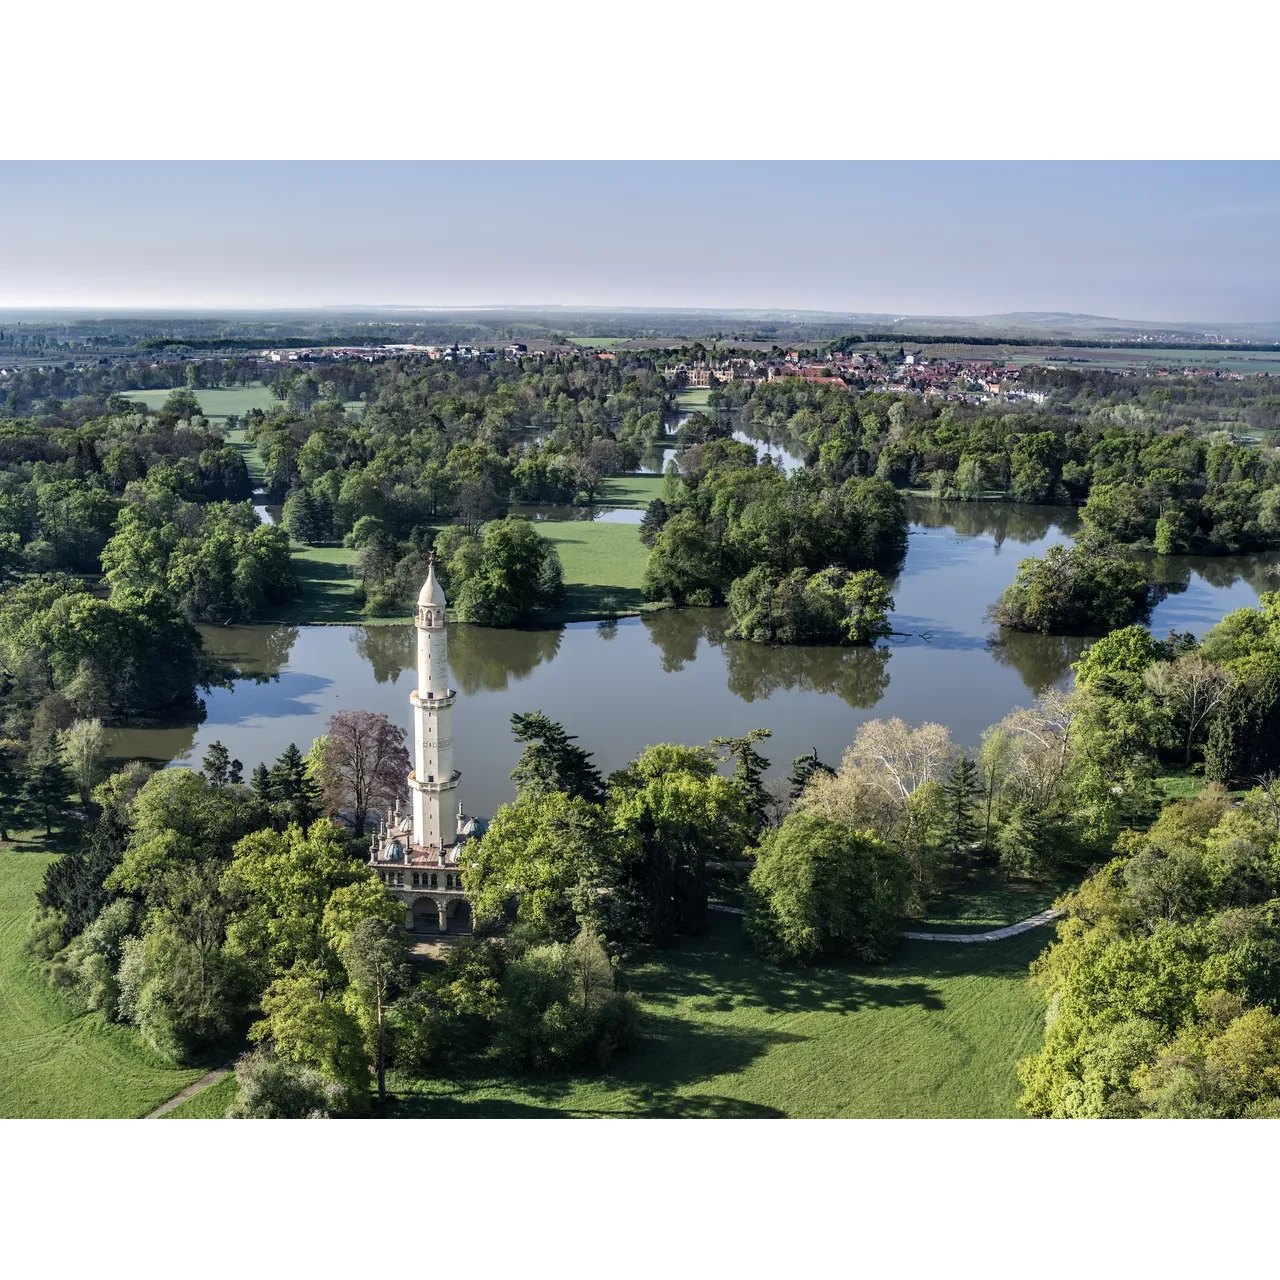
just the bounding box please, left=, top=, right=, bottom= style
left=107, top=498, right=1279, bottom=818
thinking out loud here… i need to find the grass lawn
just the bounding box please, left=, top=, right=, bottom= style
left=390, top=913, right=1048, bottom=1118
left=913, top=869, right=1076, bottom=932
left=120, top=384, right=365, bottom=422
left=268, top=541, right=369, bottom=625
left=224, top=424, right=267, bottom=491
left=536, top=519, right=653, bottom=620
left=161, top=1071, right=241, bottom=1119
left=0, top=832, right=205, bottom=1118
left=598, top=473, right=664, bottom=508
left=120, top=384, right=279, bottom=421
left=675, top=387, right=713, bottom=412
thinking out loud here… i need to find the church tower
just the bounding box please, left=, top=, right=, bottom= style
left=368, top=554, right=481, bottom=935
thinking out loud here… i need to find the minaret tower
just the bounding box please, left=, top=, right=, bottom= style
left=409, top=553, right=461, bottom=851
left=369, top=554, right=481, bottom=936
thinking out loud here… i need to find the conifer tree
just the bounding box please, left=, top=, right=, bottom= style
left=510, top=712, right=605, bottom=804
left=788, top=747, right=834, bottom=800
left=942, top=754, right=981, bottom=861
left=0, top=742, right=24, bottom=841
left=710, top=728, right=772, bottom=832
left=24, top=735, right=75, bottom=836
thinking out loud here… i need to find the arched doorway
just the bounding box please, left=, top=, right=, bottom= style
left=450, top=900, right=473, bottom=935
left=412, top=897, right=439, bottom=934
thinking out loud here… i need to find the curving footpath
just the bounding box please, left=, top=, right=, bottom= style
left=709, top=902, right=1063, bottom=942
left=145, top=1066, right=231, bottom=1118
left=900, top=907, right=1063, bottom=943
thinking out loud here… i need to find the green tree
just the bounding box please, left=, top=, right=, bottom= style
left=201, top=740, right=243, bottom=787
left=465, top=791, right=613, bottom=942
left=987, top=537, right=1154, bottom=635
left=608, top=744, right=753, bottom=946
left=745, top=811, right=906, bottom=964
left=24, top=735, right=75, bottom=835
left=250, top=965, right=368, bottom=1104
left=788, top=748, right=834, bottom=800
left=710, top=727, right=773, bottom=832
left=0, top=741, right=24, bottom=840
left=341, top=915, right=411, bottom=1104
left=942, top=754, right=980, bottom=860
left=60, top=717, right=106, bottom=807
left=447, top=516, right=564, bottom=625
left=509, top=711, right=605, bottom=803
left=228, top=1049, right=344, bottom=1119
left=223, top=819, right=365, bottom=979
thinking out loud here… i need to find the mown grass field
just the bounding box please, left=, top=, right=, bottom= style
left=121, top=384, right=367, bottom=421
left=675, top=387, right=713, bottom=412
left=161, top=1072, right=240, bottom=1119
left=120, top=384, right=279, bottom=420
left=537, top=519, right=653, bottom=619
left=268, top=541, right=368, bottom=625
left=914, top=870, right=1075, bottom=931
left=0, top=834, right=204, bottom=1118
left=598, top=473, right=664, bottom=508
left=391, top=913, right=1048, bottom=1118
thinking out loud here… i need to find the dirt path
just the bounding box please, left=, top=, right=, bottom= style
left=144, top=1066, right=231, bottom=1119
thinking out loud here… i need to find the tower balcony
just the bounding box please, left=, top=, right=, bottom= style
left=411, top=688, right=456, bottom=710
left=408, top=768, right=461, bottom=794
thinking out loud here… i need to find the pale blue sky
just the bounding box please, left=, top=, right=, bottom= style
left=0, top=162, right=1276, bottom=321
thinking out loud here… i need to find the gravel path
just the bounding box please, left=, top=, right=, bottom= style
left=709, top=902, right=1064, bottom=942
left=145, top=1066, right=231, bottom=1118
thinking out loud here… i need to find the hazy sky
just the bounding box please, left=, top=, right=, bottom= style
left=1, top=162, right=1276, bottom=321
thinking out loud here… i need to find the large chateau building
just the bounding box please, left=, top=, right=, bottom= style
left=368, top=556, right=482, bottom=934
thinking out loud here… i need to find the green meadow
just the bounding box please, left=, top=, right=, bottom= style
left=0, top=835, right=204, bottom=1119
left=391, top=913, right=1048, bottom=1119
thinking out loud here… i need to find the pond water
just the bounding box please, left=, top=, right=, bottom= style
left=511, top=505, right=644, bottom=524
left=634, top=413, right=805, bottom=476
left=107, top=498, right=1279, bottom=818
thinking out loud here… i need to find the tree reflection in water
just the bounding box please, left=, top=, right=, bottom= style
left=986, top=630, right=1089, bottom=695
left=641, top=608, right=724, bottom=673
left=905, top=497, right=1081, bottom=545
left=448, top=623, right=564, bottom=694
left=724, top=639, right=892, bottom=709
left=355, top=625, right=415, bottom=684
left=640, top=607, right=892, bottom=709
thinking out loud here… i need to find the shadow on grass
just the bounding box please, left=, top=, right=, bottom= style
left=275, top=552, right=363, bottom=624
left=558, top=582, right=647, bottom=618
left=630, top=914, right=946, bottom=1017
left=389, top=1011, right=802, bottom=1117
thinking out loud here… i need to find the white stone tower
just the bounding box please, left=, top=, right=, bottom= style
left=369, top=553, right=482, bottom=934
left=409, top=553, right=460, bottom=850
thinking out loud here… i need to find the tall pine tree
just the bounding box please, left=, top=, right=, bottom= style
left=509, top=712, right=605, bottom=803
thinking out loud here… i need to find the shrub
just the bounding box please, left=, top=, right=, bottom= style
left=227, top=1049, right=345, bottom=1119
left=493, top=930, right=639, bottom=1071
